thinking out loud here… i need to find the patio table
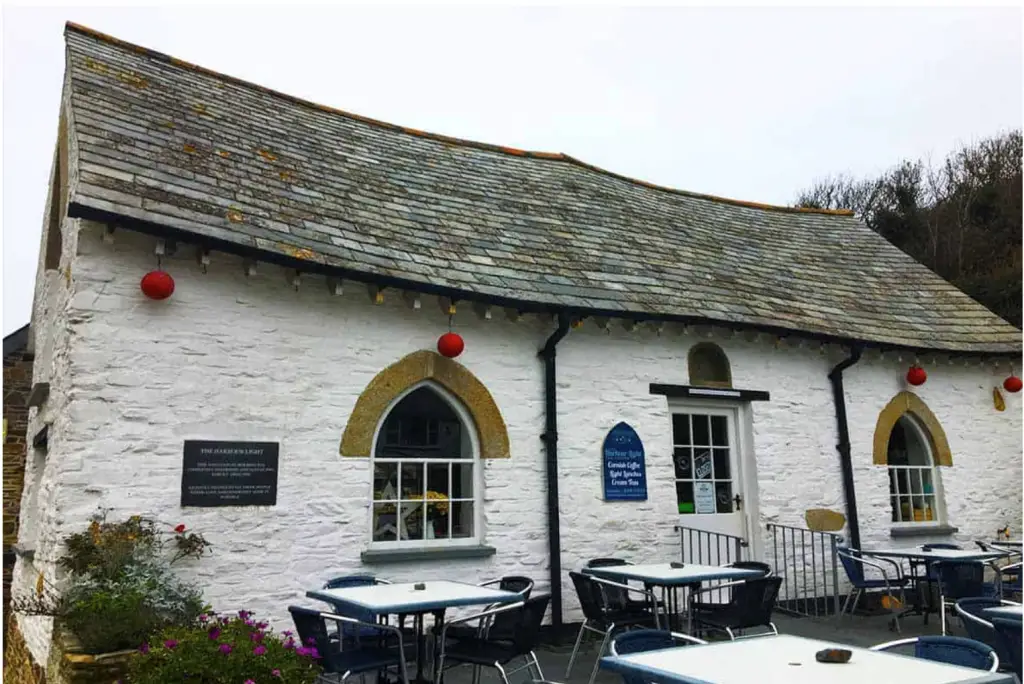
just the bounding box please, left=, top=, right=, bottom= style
left=307, top=580, right=519, bottom=684
left=982, top=604, right=1022, bottom=620
left=584, top=562, right=762, bottom=633
left=599, top=633, right=1014, bottom=683
left=862, top=547, right=1010, bottom=622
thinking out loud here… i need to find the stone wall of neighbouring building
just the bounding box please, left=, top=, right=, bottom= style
left=4, top=325, right=33, bottom=644
left=4, top=615, right=47, bottom=684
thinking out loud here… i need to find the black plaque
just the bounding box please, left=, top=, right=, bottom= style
left=180, top=440, right=279, bottom=507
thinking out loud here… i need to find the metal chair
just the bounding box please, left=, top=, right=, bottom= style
left=318, top=574, right=394, bottom=643
left=691, top=575, right=782, bottom=640
left=954, top=598, right=1017, bottom=672
left=991, top=617, right=1022, bottom=680
left=584, top=558, right=663, bottom=613
left=610, top=628, right=707, bottom=655
left=836, top=547, right=908, bottom=632
left=934, top=560, right=997, bottom=635
left=287, top=606, right=413, bottom=684
left=434, top=595, right=550, bottom=684
left=870, top=635, right=999, bottom=672
left=565, top=571, right=662, bottom=684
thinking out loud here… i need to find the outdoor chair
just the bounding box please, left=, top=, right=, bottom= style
left=691, top=575, right=782, bottom=640
left=934, top=560, right=998, bottom=635
left=954, top=598, right=1017, bottom=671
left=318, top=574, right=398, bottom=644
left=584, top=558, right=664, bottom=614
left=287, top=605, right=414, bottom=684
left=991, top=617, right=1022, bottom=680
left=609, top=629, right=707, bottom=684
left=870, top=635, right=999, bottom=672
left=434, top=594, right=550, bottom=684
left=836, top=547, right=909, bottom=632
left=565, top=571, right=662, bottom=684
left=691, top=561, right=772, bottom=612
left=999, top=562, right=1022, bottom=600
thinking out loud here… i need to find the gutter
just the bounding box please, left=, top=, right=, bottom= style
left=828, top=346, right=863, bottom=551
left=539, top=312, right=571, bottom=633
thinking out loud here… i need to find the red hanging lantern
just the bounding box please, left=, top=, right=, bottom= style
left=437, top=332, right=464, bottom=358
left=1004, top=375, right=1022, bottom=393
left=140, top=270, right=175, bottom=300
left=906, top=365, right=927, bottom=386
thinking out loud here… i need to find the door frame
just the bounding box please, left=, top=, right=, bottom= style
left=668, top=397, right=762, bottom=563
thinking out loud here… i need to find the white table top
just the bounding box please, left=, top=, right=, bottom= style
left=991, top=540, right=1022, bottom=548
left=599, top=634, right=1013, bottom=684
left=306, top=580, right=519, bottom=615
left=865, top=547, right=1008, bottom=562
left=983, top=605, right=1023, bottom=620
left=585, top=562, right=763, bottom=586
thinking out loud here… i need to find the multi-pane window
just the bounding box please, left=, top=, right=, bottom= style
left=672, top=413, right=734, bottom=515
left=371, top=387, right=476, bottom=545
left=888, top=415, right=942, bottom=524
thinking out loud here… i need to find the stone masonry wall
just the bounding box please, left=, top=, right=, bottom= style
left=4, top=339, right=34, bottom=639
left=19, top=218, right=1022, bottom=657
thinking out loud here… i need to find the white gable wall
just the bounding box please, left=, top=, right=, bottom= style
left=15, top=219, right=1021, bottom=658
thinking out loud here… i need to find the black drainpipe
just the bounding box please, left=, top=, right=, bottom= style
left=828, top=346, right=863, bottom=551
left=539, top=312, right=571, bottom=633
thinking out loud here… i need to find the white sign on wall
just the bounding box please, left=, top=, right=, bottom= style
left=694, top=481, right=716, bottom=514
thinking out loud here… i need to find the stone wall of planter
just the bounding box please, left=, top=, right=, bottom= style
left=3, top=615, right=47, bottom=684
left=44, top=627, right=133, bottom=684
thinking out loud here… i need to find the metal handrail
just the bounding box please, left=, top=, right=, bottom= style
left=767, top=522, right=841, bottom=618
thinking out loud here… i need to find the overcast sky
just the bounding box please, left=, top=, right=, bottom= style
left=2, top=4, right=1021, bottom=336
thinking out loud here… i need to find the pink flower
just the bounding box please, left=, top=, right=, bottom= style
left=163, top=640, right=178, bottom=650
left=219, top=644, right=232, bottom=654
left=199, top=614, right=209, bottom=623
left=244, top=680, right=255, bottom=684
left=283, top=638, right=295, bottom=650
left=305, top=637, right=317, bottom=646
left=138, top=643, right=150, bottom=654
left=253, top=645, right=267, bottom=656
left=282, top=630, right=293, bottom=637
left=209, top=627, right=221, bottom=640
left=271, top=670, right=281, bottom=678
left=174, top=524, right=186, bottom=533
left=238, top=610, right=251, bottom=620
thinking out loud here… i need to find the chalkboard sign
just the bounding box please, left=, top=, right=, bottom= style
left=602, top=422, right=648, bottom=501
left=181, top=440, right=279, bottom=507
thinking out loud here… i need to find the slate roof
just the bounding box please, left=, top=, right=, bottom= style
left=62, top=23, right=1021, bottom=354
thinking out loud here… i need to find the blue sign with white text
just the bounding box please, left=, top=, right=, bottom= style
left=602, top=422, right=648, bottom=501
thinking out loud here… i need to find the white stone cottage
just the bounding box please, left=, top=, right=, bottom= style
left=11, top=22, right=1022, bottom=665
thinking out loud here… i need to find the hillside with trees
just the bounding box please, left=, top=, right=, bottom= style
left=795, top=130, right=1022, bottom=328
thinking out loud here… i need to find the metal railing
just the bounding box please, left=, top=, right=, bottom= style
left=676, top=525, right=749, bottom=566
left=767, top=522, right=841, bottom=618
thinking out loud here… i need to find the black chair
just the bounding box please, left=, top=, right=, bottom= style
left=318, top=574, right=395, bottom=643
left=691, top=561, right=771, bottom=612
left=584, top=558, right=664, bottom=614
left=954, top=598, right=1016, bottom=672
left=434, top=594, right=550, bottom=684
left=288, top=605, right=413, bottom=684
left=934, top=561, right=995, bottom=635
left=565, top=571, right=662, bottom=684
left=991, top=617, right=1022, bottom=680
left=691, top=575, right=782, bottom=640
left=610, top=628, right=707, bottom=655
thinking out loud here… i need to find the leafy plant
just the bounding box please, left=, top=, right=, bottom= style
left=126, top=611, right=323, bottom=684
left=13, top=510, right=211, bottom=654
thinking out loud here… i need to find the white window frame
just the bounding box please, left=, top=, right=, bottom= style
left=887, top=414, right=946, bottom=527
left=367, top=381, right=483, bottom=550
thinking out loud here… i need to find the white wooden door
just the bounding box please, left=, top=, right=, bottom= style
left=670, top=404, right=749, bottom=562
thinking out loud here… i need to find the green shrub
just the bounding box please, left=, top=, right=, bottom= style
left=126, top=611, right=323, bottom=684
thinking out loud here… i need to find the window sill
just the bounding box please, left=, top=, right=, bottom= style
left=361, top=545, right=496, bottom=565
left=889, top=524, right=959, bottom=539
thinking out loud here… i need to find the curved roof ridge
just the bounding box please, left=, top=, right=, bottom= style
left=64, top=21, right=854, bottom=218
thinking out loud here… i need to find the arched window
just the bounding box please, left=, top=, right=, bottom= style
left=370, top=384, right=479, bottom=547
left=688, top=343, right=732, bottom=388
left=887, top=415, right=944, bottom=525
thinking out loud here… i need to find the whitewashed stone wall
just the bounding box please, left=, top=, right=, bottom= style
left=18, top=218, right=1022, bottom=657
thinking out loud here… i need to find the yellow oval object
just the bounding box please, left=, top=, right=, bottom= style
left=994, top=387, right=1006, bottom=412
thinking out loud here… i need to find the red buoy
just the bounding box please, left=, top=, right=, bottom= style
left=906, top=365, right=927, bottom=386
left=140, top=270, right=175, bottom=300
left=1004, top=375, right=1022, bottom=393
left=437, top=332, right=464, bottom=358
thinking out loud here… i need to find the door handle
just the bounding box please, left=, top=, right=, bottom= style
left=734, top=494, right=743, bottom=511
